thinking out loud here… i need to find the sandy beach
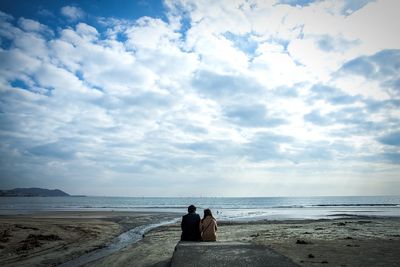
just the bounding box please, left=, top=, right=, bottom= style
left=1, top=212, right=400, bottom=267
left=0, top=211, right=180, bottom=267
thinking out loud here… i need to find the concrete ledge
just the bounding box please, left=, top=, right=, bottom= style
left=171, top=242, right=299, bottom=267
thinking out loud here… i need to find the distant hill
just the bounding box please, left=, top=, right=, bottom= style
left=0, top=188, right=70, bottom=197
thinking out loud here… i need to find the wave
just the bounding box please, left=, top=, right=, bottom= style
left=268, top=204, right=399, bottom=208
left=62, top=203, right=400, bottom=210
left=310, top=204, right=399, bottom=207
left=272, top=205, right=305, bottom=208
left=97, top=205, right=188, bottom=209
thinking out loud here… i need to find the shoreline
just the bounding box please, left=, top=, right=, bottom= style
left=1, top=211, right=400, bottom=266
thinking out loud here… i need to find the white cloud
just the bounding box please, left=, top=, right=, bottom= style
left=1, top=1, right=400, bottom=196
left=18, top=18, right=52, bottom=35
left=286, top=0, right=400, bottom=72
left=75, top=23, right=98, bottom=38
left=331, top=76, right=391, bottom=100
left=251, top=42, right=311, bottom=87
left=124, top=17, right=180, bottom=50
left=60, top=5, right=86, bottom=21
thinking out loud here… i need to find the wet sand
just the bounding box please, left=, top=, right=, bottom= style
left=1, top=212, right=400, bottom=267
left=0, top=211, right=180, bottom=267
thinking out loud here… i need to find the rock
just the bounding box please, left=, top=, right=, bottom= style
left=17, top=237, right=41, bottom=252
left=1, top=229, right=11, bottom=237
left=16, top=233, right=62, bottom=252
left=0, top=237, right=9, bottom=243
left=15, top=224, right=39, bottom=230
left=357, top=220, right=371, bottom=224
left=171, top=242, right=300, bottom=267
left=0, top=229, right=12, bottom=242
left=296, top=239, right=309, bottom=244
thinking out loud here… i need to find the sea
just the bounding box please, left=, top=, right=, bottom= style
left=1, top=195, right=400, bottom=221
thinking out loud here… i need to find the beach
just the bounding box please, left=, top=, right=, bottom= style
left=0, top=211, right=180, bottom=267
left=1, top=211, right=400, bottom=267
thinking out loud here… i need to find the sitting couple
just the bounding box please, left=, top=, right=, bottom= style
left=181, top=205, right=217, bottom=241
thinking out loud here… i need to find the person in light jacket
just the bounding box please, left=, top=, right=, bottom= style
left=200, top=208, right=217, bottom=241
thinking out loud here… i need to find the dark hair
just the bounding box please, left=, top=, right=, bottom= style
left=188, top=205, right=196, bottom=213
left=202, top=208, right=213, bottom=221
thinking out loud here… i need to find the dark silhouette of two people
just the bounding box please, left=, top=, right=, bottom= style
left=181, top=205, right=217, bottom=242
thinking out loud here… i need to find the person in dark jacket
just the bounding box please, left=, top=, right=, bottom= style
left=181, top=205, right=202, bottom=241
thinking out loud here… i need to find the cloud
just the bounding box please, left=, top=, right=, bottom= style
left=316, top=34, right=359, bottom=52
left=37, top=8, right=54, bottom=18
left=294, top=141, right=336, bottom=162
left=304, top=105, right=374, bottom=129
left=224, top=104, right=287, bottom=128
left=340, top=49, right=400, bottom=80
left=124, top=16, right=180, bottom=50
left=1, top=1, right=400, bottom=196
left=18, top=18, right=53, bottom=35
left=304, top=110, right=332, bottom=126
left=337, top=49, right=400, bottom=99
left=364, top=99, right=400, bottom=112
left=277, top=0, right=317, bottom=7
left=222, top=32, right=258, bottom=56
left=28, top=141, right=77, bottom=160
left=378, top=131, right=400, bottom=146
left=241, top=131, right=294, bottom=162
left=191, top=70, right=262, bottom=98
left=60, top=6, right=86, bottom=21
left=382, top=152, right=400, bottom=164
left=308, top=84, right=362, bottom=105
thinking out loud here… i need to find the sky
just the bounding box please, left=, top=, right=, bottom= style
left=0, top=0, right=399, bottom=197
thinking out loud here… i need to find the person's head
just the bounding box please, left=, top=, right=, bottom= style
left=188, top=205, right=196, bottom=213
left=203, top=208, right=213, bottom=218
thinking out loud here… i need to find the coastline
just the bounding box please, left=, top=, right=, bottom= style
left=1, top=211, right=399, bottom=267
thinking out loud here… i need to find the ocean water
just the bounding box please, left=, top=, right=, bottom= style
left=1, top=195, right=399, bottom=220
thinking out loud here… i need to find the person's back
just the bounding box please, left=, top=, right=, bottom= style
left=200, top=209, right=217, bottom=241
left=181, top=205, right=201, bottom=241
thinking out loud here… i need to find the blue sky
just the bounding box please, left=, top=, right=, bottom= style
left=0, top=0, right=399, bottom=196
